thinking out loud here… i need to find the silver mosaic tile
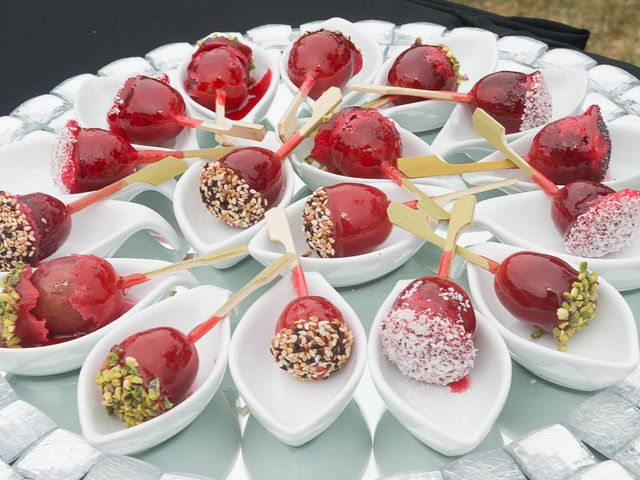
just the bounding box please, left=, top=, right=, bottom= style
left=13, top=428, right=102, bottom=480
left=537, top=48, right=597, bottom=70
left=0, top=376, right=17, bottom=409
left=0, top=459, right=23, bottom=480
left=11, top=94, right=68, bottom=127
left=394, top=22, right=447, bottom=44
left=441, top=449, right=526, bottom=480
left=589, top=64, right=640, bottom=99
left=98, top=57, right=156, bottom=77
left=160, top=474, right=214, bottom=480
left=85, top=455, right=162, bottom=480
left=506, top=424, right=596, bottom=480
left=581, top=92, right=626, bottom=122
left=145, top=42, right=194, bottom=71
left=616, top=86, right=640, bottom=115
left=246, top=24, right=292, bottom=49
left=0, top=400, right=57, bottom=463
left=497, top=35, right=548, bottom=66
left=614, top=435, right=640, bottom=476
left=377, top=472, right=443, bottom=480
left=567, top=460, right=638, bottom=479
left=44, top=108, right=75, bottom=133
left=50, top=73, right=96, bottom=104
left=0, top=116, right=29, bottom=145
left=611, top=365, right=640, bottom=408
left=355, top=20, right=395, bottom=45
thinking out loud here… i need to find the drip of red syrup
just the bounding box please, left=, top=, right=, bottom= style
left=448, top=375, right=470, bottom=393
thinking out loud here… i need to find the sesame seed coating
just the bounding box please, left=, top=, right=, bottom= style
left=0, top=192, right=37, bottom=271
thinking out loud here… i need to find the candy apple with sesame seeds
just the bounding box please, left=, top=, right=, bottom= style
left=0, top=245, right=247, bottom=348
left=473, top=108, right=640, bottom=258
left=0, top=157, right=188, bottom=271
left=265, top=208, right=353, bottom=380
left=380, top=196, right=477, bottom=387
left=351, top=69, right=552, bottom=134
left=388, top=202, right=599, bottom=351
left=96, top=253, right=295, bottom=427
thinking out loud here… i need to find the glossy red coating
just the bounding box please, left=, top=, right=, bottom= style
left=388, top=44, right=458, bottom=106
left=107, top=75, right=187, bottom=145
left=119, top=326, right=199, bottom=404
left=528, top=105, right=611, bottom=185
left=12, top=267, right=48, bottom=347
left=30, top=255, right=124, bottom=336
left=323, top=183, right=393, bottom=257
left=276, top=295, right=344, bottom=333
left=18, top=193, right=71, bottom=263
left=551, top=180, right=615, bottom=236
left=311, top=107, right=402, bottom=178
left=494, top=251, right=577, bottom=331
left=392, top=276, right=476, bottom=334
left=288, top=30, right=362, bottom=99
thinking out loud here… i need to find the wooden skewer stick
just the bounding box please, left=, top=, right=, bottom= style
left=398, top=154, right=516, bottom=178
left=437, top=195, right=476, bottom=277
left=349, top=83, right=470, bottom=102
left=431, top=178, right=519, bottom=203
left=214, top=91, right=234, bottom=146
left=278, top=76, right=317, bottom=142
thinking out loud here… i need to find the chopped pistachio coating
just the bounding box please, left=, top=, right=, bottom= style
left=95, top=346, right=173, bottom=427
left=0, top=263, right=25, bottom=347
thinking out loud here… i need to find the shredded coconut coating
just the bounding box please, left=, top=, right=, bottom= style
left=380, top=307, right=476, bottom=385
left=520, top=71, right=552, bottom=131
left=565, top=189, right=640, bottom=257
left=51, top=120, right=78, bottom=193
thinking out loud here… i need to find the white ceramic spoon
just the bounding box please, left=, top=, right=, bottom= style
left=370, top=29, right=498, bottom=132
left=368, top=278, right=511, bottom=456
left=289, top=120, right=467, bottom=191
left=0, top=258, right=199, bottom=376
left=78, top=284, right=231, bottom=455
left=463, top=120, right=640, bottom=193
left=431, top=68, right=589, bottom=159
left=474, top=190, right=640, bottom=291
left=229, top=272, right=367, bottom=446
left=280, top=17, right=383, bottom=108
left=466, top=241, right=639, bottom=391
left=74, top=75, right=200, bottom=150
left=0, top=131, right=176, bottom=201
left=173, top=132, right=296, bottom=269
left=175, top=37, right=280, bottom=123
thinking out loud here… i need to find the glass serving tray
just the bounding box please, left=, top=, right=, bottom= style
left=2, top=18, right=640, bottom=480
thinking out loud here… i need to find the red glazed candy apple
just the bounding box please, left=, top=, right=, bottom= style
left=199, top=147, right=285, bottom=228
left=310, top=107, right=402, bottom=178
left=185, top=36, right=252, bottom=112
left=551, top=180, right=640, bottom=257
left=288, top=29, right=362, bottom=100
left=494, top=251, right=597, bottom=350
left=302, top=183, right=393, bottom=258
left=96, top=326, right=198, bottom=426
left=107, top=75, right=187, bottom=145
left=271, top=295, right=353, bottom=380
left=380, top=276, right=477, bottom=385
left=388, top=40, right=464, bottom=106
left=527, top=105, right=611, bottom=185
left=0, top=191, right=71, bottom=270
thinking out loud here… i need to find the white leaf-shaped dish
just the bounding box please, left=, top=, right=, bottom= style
left=0, top=258, right=198, bottom=376
left=280, top=17, right=383, bottom=108
left=474, top=190, right=640, bottom=291
left=173, top=132, right=295, bottom=269
left=229, top=272, right=367, bottom=446
left=371, top=29, right=498, bottom=133
left=290, top=120, right=467, bottom=191
left=431, top=68, right=589, bottom=158
left=248, top=182, right=458, bottom=287
left=175, top=37, right=280, bottom=123
left=0, top=132, right=176, bottom=201
left=368, top=278, right=511, bottom=456
left=463, top=121, right=640, bottom=193
left=466, top=241, right=639, bottom=390
left=74, top=75, right=199, bottom=150
left=78, top=284, right=231, bottom=454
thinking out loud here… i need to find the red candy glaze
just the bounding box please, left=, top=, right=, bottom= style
left=185, top=37, right=252, bottom=112
left=30, top=255, right=124, bottom=336
left=12, top=267, right=48, bottom=347
left=18, top=193, right=71, bottom=263
left=311, top=107, right=402, bottom=178
left=276, top=295, right=344, bottom=333
left=288, top=30, right=362, bottom=99
left=107, top=75, right=187, bottom=145
left=528, top=105, right=611, bottom=185
left=551, top=180, right=615, bottom=237
left=494, top=251, right=578, bottom=331
left=118, top=326, right=199, bottom=404
left=469, top=70, right=551, bottom=134
left=54, top=120, right=138, bottom=193
left=392, top=276, right=476, bottom=334
left=388, top=43, right=459, bottom=106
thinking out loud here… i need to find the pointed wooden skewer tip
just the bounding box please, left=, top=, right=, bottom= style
left=437, top=195, right=476, bottom=278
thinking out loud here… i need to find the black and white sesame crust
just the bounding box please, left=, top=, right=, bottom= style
left=302, top=188, right=336, bottom=258
left=0, top=192, right=38, bottom=271
left=270, top=316, right=353, bottom=380
left=199, top=161, right=267, bottom=229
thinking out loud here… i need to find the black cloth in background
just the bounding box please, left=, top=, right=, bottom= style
left=0, top=0, right=638, bottom=115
